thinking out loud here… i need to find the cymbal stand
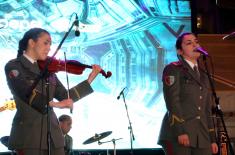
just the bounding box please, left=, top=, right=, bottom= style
left=98, top=138, right=123, bottom=155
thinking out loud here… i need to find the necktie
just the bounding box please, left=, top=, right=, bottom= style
left=33, top=62, right=40, bottom=73
left=193, top=65, right=200, bottom=79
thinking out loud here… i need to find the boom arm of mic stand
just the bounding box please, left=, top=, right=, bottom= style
left=212, top=74, right=235, bottom=89
left=202, top=55, right=234, bottom=155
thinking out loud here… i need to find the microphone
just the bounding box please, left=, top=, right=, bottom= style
left=74, top=14, right=80, bottom=37
left=194, top=47, right=209, bottom=57
left=222, top=32, right=235, bottom=40
left=117, top=87, right=126, bottom=100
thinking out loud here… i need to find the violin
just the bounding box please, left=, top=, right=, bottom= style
left=38, top=57, right=112, bottom=78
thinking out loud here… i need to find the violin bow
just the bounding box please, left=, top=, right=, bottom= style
left=63, top=51, right=72, bottom=114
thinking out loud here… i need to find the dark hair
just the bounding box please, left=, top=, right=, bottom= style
left=175, top=32, right=195, bottom=50
left=59, top=114, right=71, bottom=122
left=17, top=28, right=50, bottom=58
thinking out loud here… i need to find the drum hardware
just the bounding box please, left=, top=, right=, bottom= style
left=98, top=138, right=123, bottom=155
left=83, top=131, right=112, bottom=145
left=83, top=131, right=122, bottom=155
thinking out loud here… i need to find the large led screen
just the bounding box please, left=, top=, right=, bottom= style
left=0, top=0, right=191, bottom=152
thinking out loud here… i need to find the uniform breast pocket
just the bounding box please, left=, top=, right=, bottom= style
left=24, top=73, right=38, bottom=85
left=182, top=76, right=197, bottom=93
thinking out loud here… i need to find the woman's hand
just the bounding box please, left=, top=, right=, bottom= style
left=211, top=142, right=218, bottom=154
left=178, top=134, right=190, bottom=147
left=49, top=98, right=74, bottom=109
left=87, top=64, right=102, bottom=84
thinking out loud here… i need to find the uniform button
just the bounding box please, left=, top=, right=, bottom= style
left=199, top=96, right=202, bottom=99
left=196, top=116, right=200, bottom=119
left=198, top=107, right=201, bottom=110
left=200, top=87, right=202, bottom=90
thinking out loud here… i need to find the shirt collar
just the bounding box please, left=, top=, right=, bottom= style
left=23, top=53, right=37, bottom=64
left=184, top=59, right=197, bottom=69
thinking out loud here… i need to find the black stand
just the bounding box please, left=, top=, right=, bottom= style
left=27, top=14, right=78, bottom=155
left=45, top=75, right=52, bottom=155
left=202, top=55, right=234, bottom=155
left=120, top=92, right=135, bottom=155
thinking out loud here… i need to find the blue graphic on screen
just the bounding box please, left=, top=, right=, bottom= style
left=0, top=0, right=191, bottom=152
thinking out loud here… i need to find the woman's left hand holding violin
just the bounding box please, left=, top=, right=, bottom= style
left=87, top=64, right=102, bottom=84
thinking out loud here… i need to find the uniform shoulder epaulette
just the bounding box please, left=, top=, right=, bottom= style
left=8, top=58, right=18, bottom=63
left=170, top=61, right=182, bottom=66
left=8, top=58, right=22, bottom=65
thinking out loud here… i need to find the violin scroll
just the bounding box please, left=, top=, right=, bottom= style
left=101, top=70, right=112, bottom=78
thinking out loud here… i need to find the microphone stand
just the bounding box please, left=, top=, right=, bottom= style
left=27, top=15, right=78, bottom=155
left=202, top=55, right=234, bottom=155
left=120, top=92, right=135, bottom=155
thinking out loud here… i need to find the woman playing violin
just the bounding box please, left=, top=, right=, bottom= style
left=4, top=28, right=101, bottom=155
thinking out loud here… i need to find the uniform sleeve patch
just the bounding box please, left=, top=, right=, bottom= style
left=8, top=69, right=19, bottom=78
left=164, top=76, right=175, bottom=86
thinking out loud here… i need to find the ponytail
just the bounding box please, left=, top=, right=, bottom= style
left=17, top=38, right=27, bottom=58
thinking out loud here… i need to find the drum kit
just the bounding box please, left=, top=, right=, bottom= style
left=1, top=131, right=122, bottom=155
left=83, top=131, right=122, bottom=155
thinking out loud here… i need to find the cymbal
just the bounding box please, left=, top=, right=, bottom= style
left=83, top=131, right=112, bottom=145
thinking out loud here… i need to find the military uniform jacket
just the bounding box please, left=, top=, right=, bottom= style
left=158, top=59, right=216, bottom=148
left=5, top=55, right=94, bottom=150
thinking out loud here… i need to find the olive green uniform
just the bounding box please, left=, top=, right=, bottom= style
left=158, top=59, right=216, bottom=155
left=5, top=55, right=94, bottom=155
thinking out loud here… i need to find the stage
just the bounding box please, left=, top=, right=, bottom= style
left=0, top=148, right=164, bottom=155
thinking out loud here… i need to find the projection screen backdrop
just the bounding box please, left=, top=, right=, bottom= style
left=0, top=0, right=191, bottom=152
